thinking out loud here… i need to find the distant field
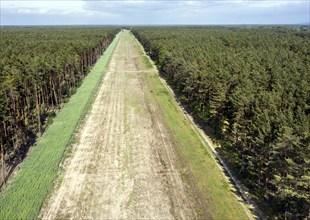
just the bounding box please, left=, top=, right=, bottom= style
left=0, top=33, right=120, bottom=219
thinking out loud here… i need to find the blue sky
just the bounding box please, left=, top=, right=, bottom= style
left=1, top=0, right=309, bottom=25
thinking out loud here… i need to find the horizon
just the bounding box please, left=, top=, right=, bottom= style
left=1, top=0, right=309, bottom=26
left=1, top=23, right=309, bottom=27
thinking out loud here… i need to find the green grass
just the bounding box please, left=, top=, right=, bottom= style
left=134, top=35, right=250, bottom=219
left=0, top=33, right=120, bottom=219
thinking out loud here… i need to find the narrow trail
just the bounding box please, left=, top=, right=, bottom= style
left=40, top=31, right=197, bottom=219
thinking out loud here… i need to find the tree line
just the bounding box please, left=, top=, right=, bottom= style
left=0, top=26, right=120, bottom=185
left=132, top=26, right=310, bottom=219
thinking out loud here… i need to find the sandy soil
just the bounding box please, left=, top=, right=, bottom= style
left=40, top=31, right=197, bottom=219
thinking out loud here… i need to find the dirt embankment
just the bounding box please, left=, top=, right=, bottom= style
left=40, top=31, right=199, bottom=219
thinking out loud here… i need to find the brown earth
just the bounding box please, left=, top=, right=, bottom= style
left=40, top=31, right=202, bottom=219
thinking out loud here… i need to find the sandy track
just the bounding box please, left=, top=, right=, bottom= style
left=40, top=31, right=197, bottom=219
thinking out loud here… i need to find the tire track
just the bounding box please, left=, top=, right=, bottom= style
left=40, top=31, right=197, bottom=220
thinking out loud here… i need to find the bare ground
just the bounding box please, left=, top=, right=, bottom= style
left=40, top=31, right=199, bottom=219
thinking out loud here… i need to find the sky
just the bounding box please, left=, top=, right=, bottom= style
left=1, top=0, right=309, bottom=25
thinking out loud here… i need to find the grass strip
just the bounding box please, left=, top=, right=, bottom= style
left=0, top=33, right=120, bottom=220
left=134, top=33, right=250, bottom=219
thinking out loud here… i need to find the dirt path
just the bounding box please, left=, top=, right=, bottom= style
left=40, top=31, right=197, bottom=219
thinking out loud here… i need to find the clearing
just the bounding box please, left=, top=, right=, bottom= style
left=40, top=30, right=251, bottom=219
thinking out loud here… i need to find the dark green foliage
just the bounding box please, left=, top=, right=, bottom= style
left=132, top=26, right=310, bottom=219
left=0, top=26, right=119, bottom=175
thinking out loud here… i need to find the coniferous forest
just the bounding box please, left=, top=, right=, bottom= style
left=132, top=26, right=310, bottom=218
left=0, top=27, right=119, bottom=183
left=0, top=25, right=309, bottom=219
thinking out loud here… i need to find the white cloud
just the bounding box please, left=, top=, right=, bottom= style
left=3, top=0, right=307, bottom=15
left=241, top=0, right=305, bottom=8
left=1, top=0, right=309, bottom=25
left=14, top=7, right=57, bottom=15
left=2, top=0, right=84, bottom=12
left=1, top=0, right=117, bottom=18
left=17, top=8, right=32, bottom=14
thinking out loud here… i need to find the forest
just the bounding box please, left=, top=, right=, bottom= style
left=0, top=26, right=119, bottom=185
left=132, top=26, right=310, bottom=218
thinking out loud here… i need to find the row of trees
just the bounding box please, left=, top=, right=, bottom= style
left=132, top=26, right=310, bottom=219
left=0, top=27, right=119, bottom=184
